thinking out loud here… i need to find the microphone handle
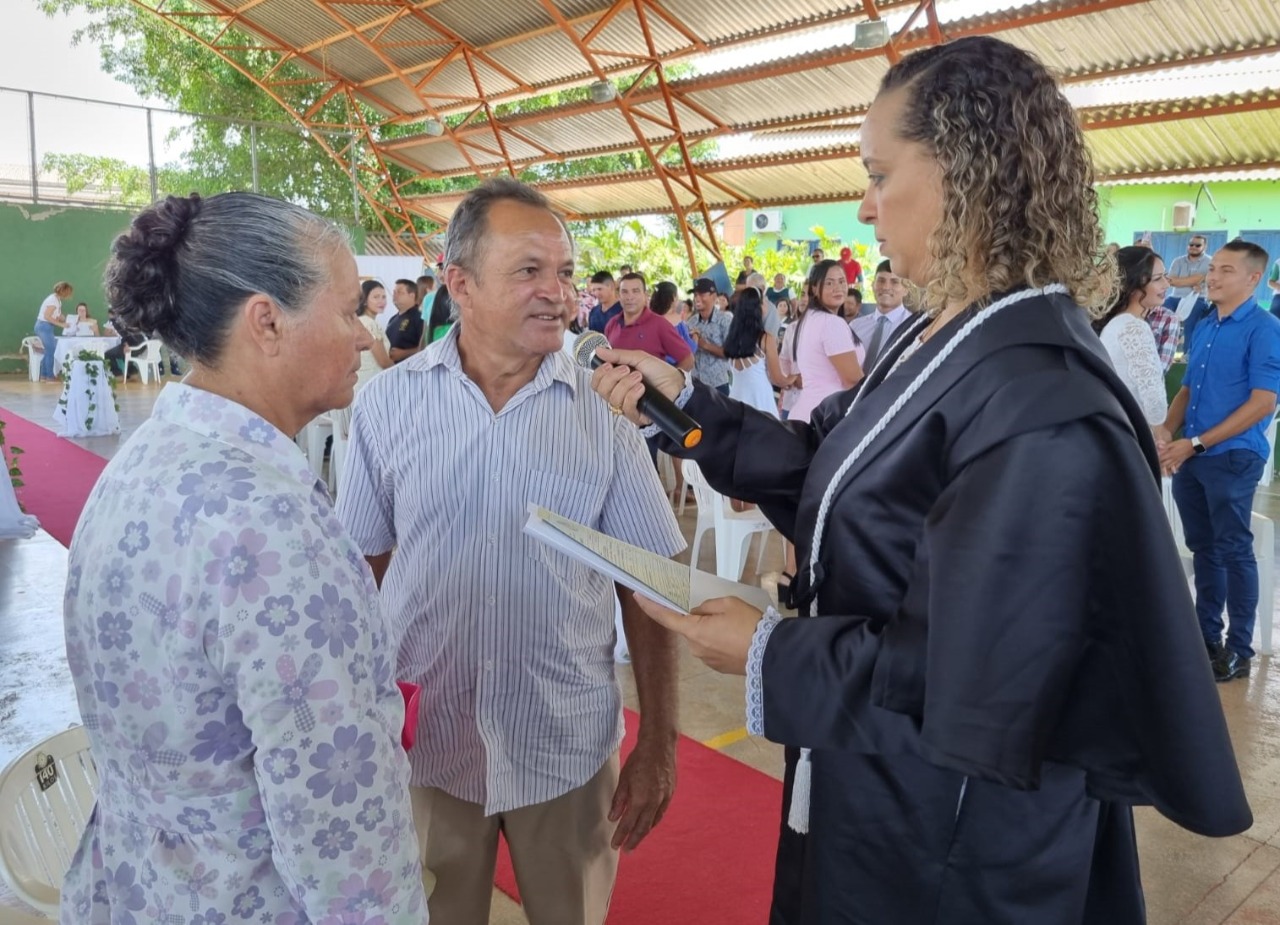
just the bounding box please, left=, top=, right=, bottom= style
left=589, top=354, right=703, bottom=449
left=637, top=382, right=703, bottom=449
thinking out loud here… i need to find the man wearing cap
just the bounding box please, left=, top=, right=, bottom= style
left=686, top=277, right=733, bottom=395
left=839, top=246, right=864, bottom=287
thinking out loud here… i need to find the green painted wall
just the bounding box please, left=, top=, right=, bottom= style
left=1096, top=180, right=1280, bottom=244
left=0, top=201, right=367, bottom=375
left=747, top=201, right=877, bottom=253
left=0, top=202, right=133, bottom=374
left=747, top=179, right=1280, bottom=256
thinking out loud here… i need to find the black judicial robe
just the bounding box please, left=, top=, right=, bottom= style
left=667, top=292, right=1251, bottom=924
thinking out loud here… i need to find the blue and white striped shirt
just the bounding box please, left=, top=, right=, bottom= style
left=336, top=328, right=685, bottom=813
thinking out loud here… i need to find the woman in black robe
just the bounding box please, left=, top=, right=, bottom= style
left=589, top=36, right=1251, bottom=925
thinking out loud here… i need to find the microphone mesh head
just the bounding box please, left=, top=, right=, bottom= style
left=572, top=330, right=610, bottom=369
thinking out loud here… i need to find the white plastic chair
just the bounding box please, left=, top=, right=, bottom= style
left=0, top=726, right=98, bottom=917
left=301, top=415, right=334, bottom=490
left=19, top=338, right=42, bottom=383
left=330, top=421, right=347, bottom=494
left=681, top=459, right=774, bottom=580
left=1262, top=412, right=1279, bottom=488
left=655, top=451, right=676, bottom=499
left=1163, top=477, right=1274, bottom=656
left=125, top=338, right=164, bottom=385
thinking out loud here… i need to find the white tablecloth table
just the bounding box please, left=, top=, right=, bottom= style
left=53, top=335, right=121, bottom=371
left=53, top=359, right=120, bottom=438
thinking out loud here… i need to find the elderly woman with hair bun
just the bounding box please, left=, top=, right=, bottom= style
left=590, top=36, right=1249, bottom=923
left=61, top=192, right=428, bottom=925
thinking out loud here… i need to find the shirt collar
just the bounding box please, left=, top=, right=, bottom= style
left=412, top=321, right=578, bottom=394
left=150, top=383, right=321, bottom=492
left=619, top=307, right=652, bottom=327
left=1217, top=297, right=1259, bottom=323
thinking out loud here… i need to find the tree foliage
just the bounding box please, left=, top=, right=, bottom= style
left=38, top=0, right=719, bottom=240
left=570, top=220, right=879, bottom=294
left=40, top=0, right=370, bottom=225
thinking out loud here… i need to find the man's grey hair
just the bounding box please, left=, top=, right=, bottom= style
left=444, top=178, right=571, bottom=275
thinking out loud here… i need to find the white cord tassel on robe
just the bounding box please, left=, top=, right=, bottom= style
left=787, top=748, right=813, bottom=833
left=785, top=285, right=1066, bottom=837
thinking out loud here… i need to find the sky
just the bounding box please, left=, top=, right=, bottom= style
left=0, top=3, right=162, bottom=170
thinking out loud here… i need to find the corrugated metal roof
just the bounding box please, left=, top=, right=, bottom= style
left=369, top=0, right=1280, bottom=178
left=402, top=91, right=1280, bottom=220
left=157, top=0, right=1280, bottom=235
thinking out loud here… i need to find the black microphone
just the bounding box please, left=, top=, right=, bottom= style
left=572, top=331, right=703, bottom=449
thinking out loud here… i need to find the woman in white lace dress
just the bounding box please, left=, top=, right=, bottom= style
left=1096, top=246, right=1171, bottom=427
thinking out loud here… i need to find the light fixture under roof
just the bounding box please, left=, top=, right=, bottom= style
left=853, top=20, right=890, bottom=50
left=422, top=119, right=444, bottom=137
left=589, top=80, right=617, bottom=103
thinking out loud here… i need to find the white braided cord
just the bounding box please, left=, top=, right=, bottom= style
left=786, top=284, right=1067, bottom=835
left=805, top=285, right=1067, bottom=589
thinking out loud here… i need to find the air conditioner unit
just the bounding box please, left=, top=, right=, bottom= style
left=753, top=210, right=783, bottom=233
left=1172, top=201, right=1195, bottom=231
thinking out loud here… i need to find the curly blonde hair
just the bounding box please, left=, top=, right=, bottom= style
left=880, top=37, right=1114, bottom=316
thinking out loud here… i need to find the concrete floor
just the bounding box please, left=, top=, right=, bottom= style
left=1, top=373, right=1279, bottom=923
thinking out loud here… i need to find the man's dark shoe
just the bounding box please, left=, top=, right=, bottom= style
left=1205, top=638, right=1224, bottom=662
left=1213, top=650, right=1251, bottom=683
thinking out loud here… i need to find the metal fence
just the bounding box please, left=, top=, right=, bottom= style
left=0, top=87, right=361, bottom=222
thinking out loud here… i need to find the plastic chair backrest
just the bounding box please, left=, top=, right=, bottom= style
left=20, top=338, right=42, bottom=383
left=681, top=459, right=719, bottom=513
left=0, top=726, right=98, bottom=916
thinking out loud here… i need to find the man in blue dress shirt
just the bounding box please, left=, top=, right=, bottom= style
left=1160, top=239, right=1280, bottom=682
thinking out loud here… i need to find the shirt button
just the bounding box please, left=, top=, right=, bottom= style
left=492, top=473, right=500, bottom=482
left=485, top=660, right=494, bottom=671
left=487, top=534, right=496, bottom=544
left=487, top=595, right=496, bottom=605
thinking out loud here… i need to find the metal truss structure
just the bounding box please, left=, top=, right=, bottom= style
left=126, top=0, right=1280, bottom=266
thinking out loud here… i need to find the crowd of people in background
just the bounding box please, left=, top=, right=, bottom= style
left=46, top=32, right=1276, bottom=925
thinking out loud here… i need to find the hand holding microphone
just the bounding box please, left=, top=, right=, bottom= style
left=573, top=331, right=702, bottom=449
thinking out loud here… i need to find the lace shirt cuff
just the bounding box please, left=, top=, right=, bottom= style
left=746, top=607, right=783, bottom=736
left=638, top=370, right=695, bottom=440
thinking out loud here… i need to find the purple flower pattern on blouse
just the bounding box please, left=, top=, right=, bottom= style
left=61, top=384, right=426, bottom=925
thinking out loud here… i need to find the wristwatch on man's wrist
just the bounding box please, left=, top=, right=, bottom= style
left=1191, top=436, right=1207, bottom=455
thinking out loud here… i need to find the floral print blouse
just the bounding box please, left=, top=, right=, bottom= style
left=61, top=384, right=427, bottom=925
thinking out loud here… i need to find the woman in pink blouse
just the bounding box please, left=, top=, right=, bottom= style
left=786, top=258, right=864, bottom=423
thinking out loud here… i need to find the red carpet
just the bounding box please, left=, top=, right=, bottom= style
left=1, top=403, right=784, bottom=922
left=496, top=712, right=781, bottom=923
left=0, top=406, right=109, bottom=547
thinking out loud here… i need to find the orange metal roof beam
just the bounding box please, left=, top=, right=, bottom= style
left=124, top=0, right=428, bottom=255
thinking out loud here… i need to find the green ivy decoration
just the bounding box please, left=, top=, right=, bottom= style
left=0, top=417, right=24, bottom=495
left=59, top=349, right=120, bottom=433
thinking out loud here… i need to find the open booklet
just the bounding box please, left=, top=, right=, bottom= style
left=523, top=504, right=775, bottom=614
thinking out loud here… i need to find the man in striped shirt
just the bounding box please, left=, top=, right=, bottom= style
left=337, top=178, right=685, bottom=925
